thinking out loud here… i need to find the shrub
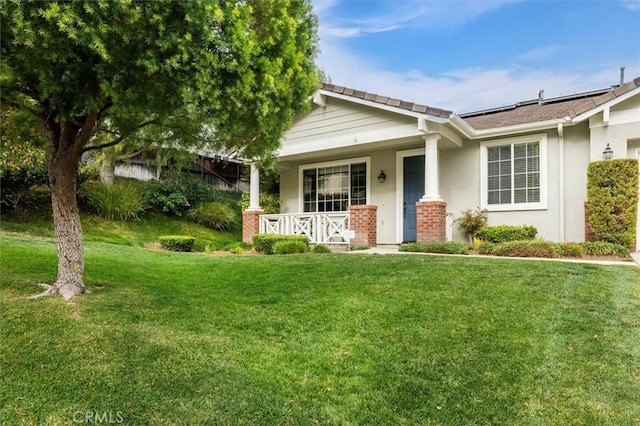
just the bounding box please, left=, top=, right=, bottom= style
left=475, top=241, right=496, bottom=255
left=475, top=225, right=537, bottom=243
left=455, top=208, right=488, bottom=242
left=311, top=244, right=332, bottom=253
left=400, top=242, right=469, bottom=255
left=0, top=142, right=48, bottom=209
left=488, top=240, right=559, bottom=258
left=350, top=245, right=370, bottom=251
left=187, top=202, right=237, bottom=231
left=159, top=235, right=195, bottom=252
left=143, top=170, right=241, bottom=216
left=229, top=245, right=244, bottom=255
left=558, top=242, right=585, bottom=258
left=81, top=181, right=148, bottom=220
left=253, top=234, right=309, bottom=254
left=587, top=159, right=639, bottom=248
left=581, top=241, right=630, bottom=258
left=273, top=239, right=309, bottom=254
left=239, top=192, right=281, bottom=214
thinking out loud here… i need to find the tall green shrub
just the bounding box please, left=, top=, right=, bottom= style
left=587, top=159, right=639, bottom=248
left=82, top=181, right=148, bottom=221
left=0, top=142, right=48, bottom=209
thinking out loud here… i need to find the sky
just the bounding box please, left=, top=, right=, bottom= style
left=312, top=0, right=640, bottom=113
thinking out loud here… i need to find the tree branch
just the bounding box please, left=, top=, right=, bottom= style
left=80, top=117, right=161, bottom=153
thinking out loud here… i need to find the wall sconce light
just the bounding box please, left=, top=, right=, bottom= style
left=602, top=143, right=613, bottom=160
left=378, top=170, right=386, bottom=183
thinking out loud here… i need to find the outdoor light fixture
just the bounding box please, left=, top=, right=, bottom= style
left=378, top=170, right=386, bottom=183
left=603, top=143, right=614, bottom=160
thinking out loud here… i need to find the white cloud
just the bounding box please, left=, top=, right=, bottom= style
left=313, top=0, right=639, bottom=113
left=318, top=40, right=638, bottom=113
left=314, top=0, right=525, bottom=40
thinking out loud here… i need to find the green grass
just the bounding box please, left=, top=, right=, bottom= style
left=0, top=211, right=241, bottom=251
left=1, top=231, right=640, bottom=425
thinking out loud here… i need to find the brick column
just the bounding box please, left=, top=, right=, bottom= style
left=349, top=205, right=378, bottom=247
left=416, top=200, right=447, bottom=243
left=242, top=209, right=264, bottom=244
left=584, top=201, right=594, bottom=242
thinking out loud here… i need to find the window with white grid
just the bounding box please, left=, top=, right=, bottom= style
left=481, top=135, right=547, bottom=211
left=301, top=158, right=369, bottom=213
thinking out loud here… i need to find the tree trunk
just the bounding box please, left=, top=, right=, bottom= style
left=47, top=133, right=85, bottom=300
left=100, top=157, right=115, bottom=185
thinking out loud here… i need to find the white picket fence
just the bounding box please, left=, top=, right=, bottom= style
left=259, top=212, right=350, bottom=244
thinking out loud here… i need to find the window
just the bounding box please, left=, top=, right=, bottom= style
left=301, top=159, right=368, bottom=212
left=481, top=135, right=547, bottom=211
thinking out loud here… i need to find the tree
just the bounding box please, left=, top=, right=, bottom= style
left=1, top=0, right=319, bottom=299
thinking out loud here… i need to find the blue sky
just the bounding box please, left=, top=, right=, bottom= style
left=312, top=0, right=640, bottom=113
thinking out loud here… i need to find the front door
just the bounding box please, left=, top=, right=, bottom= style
left=403, top=155, right=425, bottom=242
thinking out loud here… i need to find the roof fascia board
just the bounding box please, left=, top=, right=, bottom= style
left=319, top=89, right=443, bottom=121
left=467, top=118, right=570, bottom=140
left=570, top=87, right=640, bottom=124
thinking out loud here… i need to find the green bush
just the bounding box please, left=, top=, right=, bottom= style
left=273, top=239, right=309, bottom=254
left=455, top=207, right=488, bottom=242
left=143, top=170, right=242, bottom=216
left=187, top=202, right=237, bottom=231
left=475, top=241, right=496, bottom=255
left=239, top=192, right=281, bottom=214
left=81, top=181, right=148, bottom=220
left=253, top=234, right=309, bottom=254
left=311, top=244, right=332, bottom=253
left=587, top=159, right=639, bottom=248
left=0, top=142, right=48, bottom=209
left=159, top=235, right=195, bottom=252
left=400, top=242, right=469, bottom=255
left=581, top=241, right=630, bottom=258
left=486, top=240, right=559, bottom=258
left=557, top=242, right=585, bottom=258
left=475, top=225, right=538, bottom=243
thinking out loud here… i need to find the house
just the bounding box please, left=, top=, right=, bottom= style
left=243, top=76, right=640, bottom=251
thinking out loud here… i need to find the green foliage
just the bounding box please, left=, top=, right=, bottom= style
left=557, top=242, right=585, bottom=258
left=311, top=244, right=332, bottom=253
left=187, top=202, right=237, bottom=231
left=587, top=159, right=639, bottom=248
left=475, top=225, right=538, bottom=243
left=486, top=240, right=559, bottom=258
left=0, top=142, right=48, bottom=209
left=582, top=241, right=630, bottom=258
left=252, top=234, right=309, bottom=254
left=229, top=245, right=244, bottom=255
left=143, top=170, right=241, bottom=217
left=400, top=242, right=469, bottom=254
left=475, top=240, right=629, bottom=260
left=159, top=235, right=195, bottom=252
left=273, top=239, right=309, bottom=255
left=239, top=192, right=281, bottom=214
left=81, top=181, right=148, bottom=221
left=454, top=207, right=488, bottom=241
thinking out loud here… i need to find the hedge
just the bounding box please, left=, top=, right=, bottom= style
left=273, top=240, right=309, bottom=254
left=587, top=158, right=639, bottom=248
left=252, top=234, right=309, bottom=254
left=476, top=240, right=629, bottom=259
left=475, top=225, right=537, bottom=243
left=399, top=242, right=469, bottom=255
left=159, top=235, right=195, bottom=252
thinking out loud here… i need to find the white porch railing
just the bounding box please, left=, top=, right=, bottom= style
left=259, top=212, right=350, bottom=244
left=446, top=211, right=454, bottom=242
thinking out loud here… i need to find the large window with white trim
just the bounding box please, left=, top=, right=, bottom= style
left=481, top=135, right=547, bottom=211
left=302, top=160, right=368, bottom=212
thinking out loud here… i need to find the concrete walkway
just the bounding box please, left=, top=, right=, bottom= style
left=346, top=244, right=640, bottom=268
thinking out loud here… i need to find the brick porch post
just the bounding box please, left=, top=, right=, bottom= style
left=416, top=200, right=447, bottom=243
left=349, top=205, right=377, bottom=247
left=242, top=209, right=264, bottom=244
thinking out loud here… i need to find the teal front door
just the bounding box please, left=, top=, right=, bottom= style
left=403, top=155, right=425, bottom=242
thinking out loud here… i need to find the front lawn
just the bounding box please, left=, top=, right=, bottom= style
left=1, top=232, right=639, bottom=425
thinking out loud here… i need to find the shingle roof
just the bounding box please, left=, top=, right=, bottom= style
left=460, top=76, right=640, bottom=130
left=321, top=83, right=452, bottom=119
